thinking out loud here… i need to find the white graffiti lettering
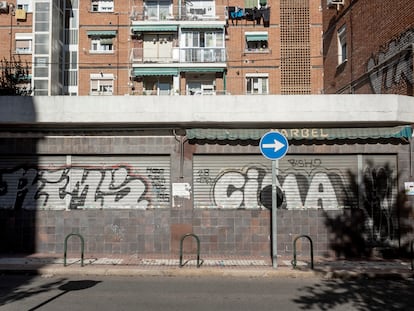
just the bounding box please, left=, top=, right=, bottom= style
left=0, top=165, right=170, bottom=210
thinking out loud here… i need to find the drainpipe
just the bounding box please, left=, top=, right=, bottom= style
left=173, top=129, right=187, bottom=179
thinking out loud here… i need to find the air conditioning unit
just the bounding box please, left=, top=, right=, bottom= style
left=0, top=1, right=9, bottom=13
left=327, top=0, right=344, bottom=8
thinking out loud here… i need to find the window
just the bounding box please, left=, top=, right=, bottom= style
left=246, top=74, right=268, bottom=94
left=17, top=0, right=32, bottom=12
left=337, top=25, right=347, bottom=64
left=244, top=0, right=267, bottom=8
left=245, top=32, right=268, bottom=52
left=87, top=31, right=117, bottom=53
left=90, top=37, right=113, bottom=52
left=90, top=74, right=114, bottom=95
left=15, top=34, right=32, bottom=54
left=185, top=0, right=215, bottom=18
left=145, top=0, right=172, bottom=20
left=91, top=0, right=114, bottom=12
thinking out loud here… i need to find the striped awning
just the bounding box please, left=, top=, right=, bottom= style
left=186, top=126, right=413, bottom=141
left=132, top=67, right=178, bottom=76
left=180, top=67, right=225, bottom=73
left=87, top=30, right=117, bottom=37
left=131, top=25, right=178, bottom=32
left=245, top=33, right=268, bottom=42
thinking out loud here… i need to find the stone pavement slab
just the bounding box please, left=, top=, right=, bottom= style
left=0, top=254, right=412, bottom=279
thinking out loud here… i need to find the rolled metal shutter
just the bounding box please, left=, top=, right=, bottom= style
left=70, top=156, right=171, bottom=209
left=193, top=155, right=271, bottom=209
left=0, top=156, right=67, bottom=209
left=279, top=155, right=358, bottom=209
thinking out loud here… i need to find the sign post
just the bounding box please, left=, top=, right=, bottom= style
left=259, top=131, right=289, bottom=269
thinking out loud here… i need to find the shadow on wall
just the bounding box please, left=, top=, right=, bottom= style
left=0, top=96, right=38, bottom=254
left=324, top=161, right=413, bottom=259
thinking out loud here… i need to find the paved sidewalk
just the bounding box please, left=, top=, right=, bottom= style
left=0, top=254, right=412, bottom=279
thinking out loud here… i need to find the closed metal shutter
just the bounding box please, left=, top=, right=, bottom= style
left=279, top=155, right=358, bottom=209
left=193, top=155, right=272, bottom=209
left=0, top=156, right=67, bottom=209
left=193, top=154, right=359, bottom=209
left=71, top=156, right=170, bottom=209
left=0, top=155, right=170, bottom=210
left=360, top=155, right=398, bottom=242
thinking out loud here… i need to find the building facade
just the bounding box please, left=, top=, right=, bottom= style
left=0, top=0, right=323, bottom=96
left=322, top=0, right=414, bottom=95
left=0, top=95, right=413, bottom=260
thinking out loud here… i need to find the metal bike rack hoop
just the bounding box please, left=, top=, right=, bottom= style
left=64, top=233, right=85, bottom=267
left=292, top=235, right=314, bottom=270
left=179, top=233, right=203, bottom=268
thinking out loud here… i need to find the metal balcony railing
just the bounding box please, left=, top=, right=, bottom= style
left=130, top=47, right=226, bottom=63
left=130, top=5, right=227, bottom=21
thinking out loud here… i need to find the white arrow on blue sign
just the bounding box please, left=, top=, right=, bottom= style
left=259, top=131, right=289, bottom=160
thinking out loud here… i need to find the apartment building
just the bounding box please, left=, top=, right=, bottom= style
left=0, top=0, right=323, bottom=95
left=323, top=0, right=414, bottom=95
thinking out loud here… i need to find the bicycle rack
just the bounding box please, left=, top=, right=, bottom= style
left=291, top=235, right=314, bottom=270
left=179, top=233, right=203, bottom=268
left=64, top=233, right=85, bottom=267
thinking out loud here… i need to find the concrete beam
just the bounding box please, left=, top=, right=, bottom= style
left=0, top=95, right=413, bottom=128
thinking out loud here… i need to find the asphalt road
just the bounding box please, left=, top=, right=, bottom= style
left=1, top=274, right=414, bottom=311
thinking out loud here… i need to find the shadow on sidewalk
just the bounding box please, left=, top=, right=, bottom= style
left=294, top=277, right=414, bottom=311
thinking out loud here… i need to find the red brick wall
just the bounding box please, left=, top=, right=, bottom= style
left=323, top=0, right=414, bottom=95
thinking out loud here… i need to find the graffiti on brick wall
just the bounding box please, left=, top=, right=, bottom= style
left=0, top=165, right=170, bottom=209
left=198, top=158, right=397, bottom=241
left=367, top=28, right=414, bottom=94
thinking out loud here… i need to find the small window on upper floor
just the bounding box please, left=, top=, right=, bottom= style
left=245, top=32, right=269, bottom=53
left=87, top=30, right=117, bottom=53
left=90, top=73, right=114, bottom=95
left=15, top=34, right=33, bottom=54
left=337, top=25, right=347, bottom=65
left=91, top=0, right=114, bottom=12
left=17, top=0, right=32, bottom=12
left=246, top=73, right=269, bottom=94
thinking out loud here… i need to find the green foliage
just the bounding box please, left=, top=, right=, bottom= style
left=0, top=56, right=32, bottom=96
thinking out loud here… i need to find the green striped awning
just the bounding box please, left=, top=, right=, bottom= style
left=87, top=30, right=117, bottom=37
left=245, top=33, right=268, bottom=41
left=132, top=67, right=178, bottom=76
left=131, top=25, right=178, bottom=32
left=180, top=24, right=224, bottom=29
left=180, top=67, right=225, bottom=73
left=186, top=126, right=413, bottom=141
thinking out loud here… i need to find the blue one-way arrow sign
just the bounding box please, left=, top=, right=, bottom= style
left=259, top=131, right=289, bottom=160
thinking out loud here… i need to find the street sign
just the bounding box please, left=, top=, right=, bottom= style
left=259, top=131, right=289, bottom=160
left=259, top=131, right=289, bottom=269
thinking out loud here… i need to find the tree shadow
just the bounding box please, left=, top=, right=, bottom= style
left=0, top=277, right=101, bottom=309
left=294, top=277, right=414, bottom=311
left=324, top=160, right=413, bottom=259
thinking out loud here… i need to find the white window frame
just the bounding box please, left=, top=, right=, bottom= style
left=90, top=37, right=114, bottom=54
left=244, top=31, right=269, bottom=53
left=186, top=0, right=215, bottom=18
left=15, top=33, right=33, bottom=54
left=91, top=0, right=114, bottom=12
left=17, top=0, right=32, bottom=12
left=337, top=25, right=347, bottom=65
left=90, top=73, right=114, bottom=95
left=245, top=73, right=269, bottom=95
left=145, top=0, right=172, bottom=20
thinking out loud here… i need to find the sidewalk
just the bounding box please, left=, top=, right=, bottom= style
left=0, top=253, right=412, bottom=279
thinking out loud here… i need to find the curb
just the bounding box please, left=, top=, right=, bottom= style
left=1, top=264, right=413, bottom=279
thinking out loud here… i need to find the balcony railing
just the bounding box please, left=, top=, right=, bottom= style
left=130, top=5, right=227, bottom=21
left=130, top=47, right=226, bottom=63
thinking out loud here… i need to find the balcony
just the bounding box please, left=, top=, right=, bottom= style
left=130, top=47, right=226, bottom=64
left=130, top=5, right=226, bottom=21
